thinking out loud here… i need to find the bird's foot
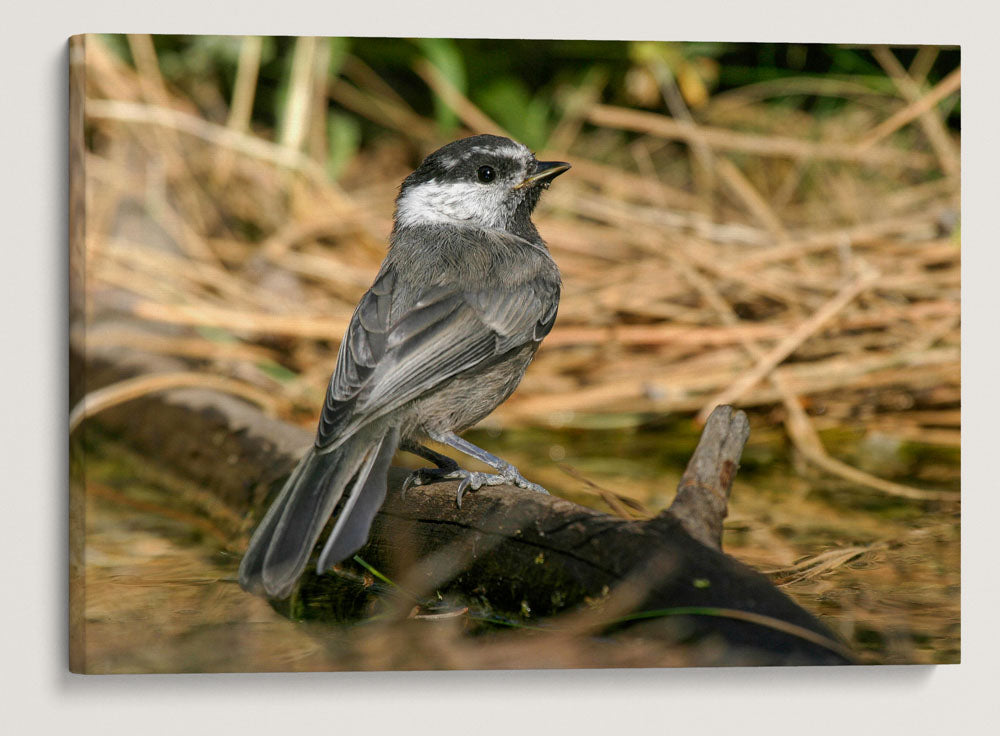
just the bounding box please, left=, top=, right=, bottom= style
left=401, top=467, right=448, bottom=499
left=491, top=459, right=550, bottom=497
left=401, top=465, right=548, bottom=507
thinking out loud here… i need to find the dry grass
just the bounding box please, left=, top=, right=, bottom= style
left=75, top=36, right=960, bottom=496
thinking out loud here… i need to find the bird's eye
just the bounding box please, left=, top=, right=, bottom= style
left=477, top=165, right=496, bottom=183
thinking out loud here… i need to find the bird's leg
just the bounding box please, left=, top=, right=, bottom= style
left=400, top=440, right=460, bottom=471
left=426, top=430, right=550, bottom=507
left=400, top=440, right=461, bottom=498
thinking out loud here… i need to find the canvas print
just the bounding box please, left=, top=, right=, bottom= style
left=69, top=35, right=960, bottom=672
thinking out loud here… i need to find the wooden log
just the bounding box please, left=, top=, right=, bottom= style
left=73, top=338, right=855, bottom=665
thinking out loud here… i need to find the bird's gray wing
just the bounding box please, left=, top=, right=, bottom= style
left=315, top=266, right=395, bottom=446
left=315, top=264, right=558, bottom=450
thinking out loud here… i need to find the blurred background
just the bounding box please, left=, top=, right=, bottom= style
left=71, top=35, right=960, bottom=670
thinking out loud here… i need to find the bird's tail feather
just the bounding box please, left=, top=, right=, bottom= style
left=238, top=426, right=400, bottom=599
left=318, top=426, right=398, bottom=573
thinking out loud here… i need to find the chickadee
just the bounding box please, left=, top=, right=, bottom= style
left=239, top=134, right=570, bottom=599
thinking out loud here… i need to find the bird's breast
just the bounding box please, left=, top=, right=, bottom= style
left=406, top=342, right=539, bottom=437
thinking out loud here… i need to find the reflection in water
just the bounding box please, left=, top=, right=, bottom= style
left=73, top=421, right=959, bottom=673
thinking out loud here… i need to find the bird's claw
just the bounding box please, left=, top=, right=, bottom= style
left=455, top=475, right=470, bottom=508
left=515, top=478, right=549, bottom=495
left=401, top=465, right=548, bottom=507
left=400, top=473, right=421, bottom=499
left=446, top=470, right=506, bottom=507
left=496, top=462, right=550, bottom=496
left=400, top=468, right=437, bottom=499
left=447, top=468, right=548, bottom=507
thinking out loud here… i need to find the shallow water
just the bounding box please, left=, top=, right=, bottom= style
left=72, top=420, right=959, bottom=673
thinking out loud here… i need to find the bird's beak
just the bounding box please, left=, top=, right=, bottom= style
left=514, top=160, right=572, bottom=189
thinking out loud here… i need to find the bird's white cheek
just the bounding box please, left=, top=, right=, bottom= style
left=396, top=181, right=506, bottom=229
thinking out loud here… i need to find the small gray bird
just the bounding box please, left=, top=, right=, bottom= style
left=239, top=134, right=570, bottom=599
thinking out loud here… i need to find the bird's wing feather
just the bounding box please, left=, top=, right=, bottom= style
left=315, top=263, right=558, bottom=450
left=316, top=268, right=395, bottom=441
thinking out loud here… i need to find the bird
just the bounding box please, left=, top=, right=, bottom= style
left=238, top=134, right=570, bottom=599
